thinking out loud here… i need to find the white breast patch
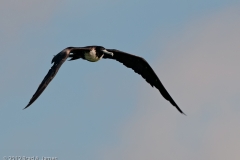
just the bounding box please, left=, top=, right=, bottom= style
left=84, top=49, right=103, bottom=62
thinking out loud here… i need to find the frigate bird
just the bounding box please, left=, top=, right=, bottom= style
left=24, top=46, right=184, bottom=114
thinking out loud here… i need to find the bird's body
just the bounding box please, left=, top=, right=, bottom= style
left=25, top=46, right=185, bottom=114
left=84, top=48, right=103, bottom=62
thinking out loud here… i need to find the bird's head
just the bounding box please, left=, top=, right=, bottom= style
left=96, top=46, right=114, bottom=56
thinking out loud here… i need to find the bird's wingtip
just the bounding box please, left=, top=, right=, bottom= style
left=181, top=112, right=187, bottom=116
left=177, top=106, right=186, bottom=115
left=23, top=104, right=30, bottom=110
left=171, top=102, right=186, bottom=115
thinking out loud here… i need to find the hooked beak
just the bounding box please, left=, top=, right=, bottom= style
left=102, top=49, right=114, bottom=56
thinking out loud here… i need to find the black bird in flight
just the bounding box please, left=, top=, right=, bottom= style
left=24, top=46, right=185, bottom=114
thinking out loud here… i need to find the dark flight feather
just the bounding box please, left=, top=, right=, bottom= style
left=24, top=51, right=70, bottom=109
left=103, top=49, right=185, bottom=114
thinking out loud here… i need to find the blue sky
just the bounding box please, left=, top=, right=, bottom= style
left=1, top=0, right=240, bottom=159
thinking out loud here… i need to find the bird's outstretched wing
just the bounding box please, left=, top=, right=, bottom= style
left=24, top=51, right=70, bottom=109
left=103, top=49, right=185, bottom=114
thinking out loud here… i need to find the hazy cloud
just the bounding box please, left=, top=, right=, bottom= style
left=101, top=6, right=240, bottom=160
left=0, top=0, right=60, bottom=35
